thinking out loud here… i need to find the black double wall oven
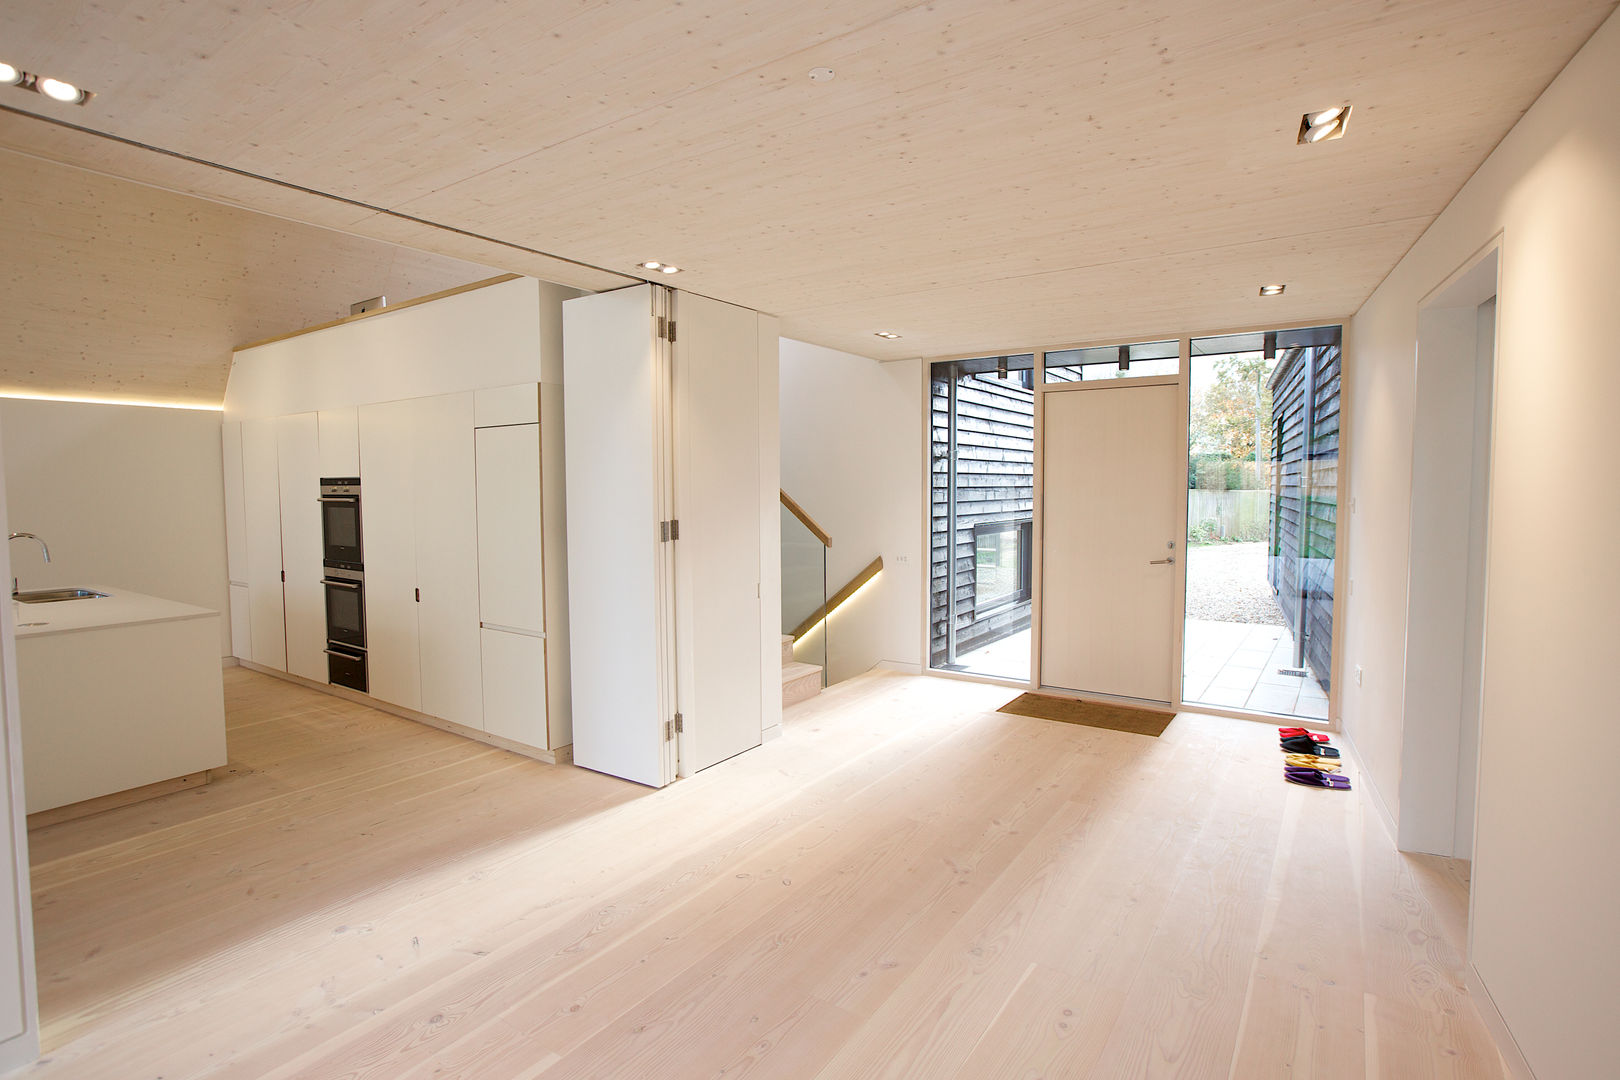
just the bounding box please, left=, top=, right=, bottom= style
left=320, top=478, right=368, bottom=692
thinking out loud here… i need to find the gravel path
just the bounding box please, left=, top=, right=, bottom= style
left=1185, top=542, right=1284, bottom=625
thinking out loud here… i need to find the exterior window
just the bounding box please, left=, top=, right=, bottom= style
left=1044, top=339, right=1180, bottom=382
left=973, top=518, right=1032, bottom=613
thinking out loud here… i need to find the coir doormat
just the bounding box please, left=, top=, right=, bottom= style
left=997, top=693, right=1174, bottom=737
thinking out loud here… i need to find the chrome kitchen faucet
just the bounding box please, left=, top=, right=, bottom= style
left=8, top=532, right=50, bottom=595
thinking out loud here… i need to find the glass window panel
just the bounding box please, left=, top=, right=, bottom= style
left=929, top=356, right=1034, bottom=681
left=1043, top=339, right=1179, bottom=382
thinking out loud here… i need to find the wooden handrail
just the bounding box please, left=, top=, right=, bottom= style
left=792, top=555, right=883, bottom=641
left=779, top=490, right=832, bottom=547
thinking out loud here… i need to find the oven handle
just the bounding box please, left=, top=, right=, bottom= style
left=323, top=649, right=365, bottom=658
left=322, top=579, right=362, bottom=590
left=319, top=496, right=359, bottom=504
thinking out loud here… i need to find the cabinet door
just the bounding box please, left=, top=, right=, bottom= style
left=475, top=424, right=544, bottom=632
left=317, top=407, right=361, bottom=477
left=240, top=418, right=286, bottom=671
left=278, top=413, right=326, bottom=682
left=412, top=393, right=484, bottom=729
left=480, top=628, right=547, bottom=748
left=358, top=400, right=421, bottom=711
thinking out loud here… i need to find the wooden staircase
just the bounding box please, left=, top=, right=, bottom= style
left=781, top=634, right=823, bottom=708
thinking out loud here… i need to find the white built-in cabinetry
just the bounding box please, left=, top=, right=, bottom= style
left=277, top=413, right=325, bottom=683
left=356, top=392, right=484, bottom=729
left=474, top=385, right=549, bottom=748
left=221, top=421, right=252, bottom=659
left=240, top=417, right=286, bottom=671
left=222, top=276, right=575, bottom=760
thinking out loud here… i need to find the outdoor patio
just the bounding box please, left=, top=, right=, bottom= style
left=1182, top=618, right=1328, bottom=720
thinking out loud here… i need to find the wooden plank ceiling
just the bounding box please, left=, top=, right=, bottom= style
left=0, top=0, right=1614, bottom=401
left=0, top=150, right=506, bottom=405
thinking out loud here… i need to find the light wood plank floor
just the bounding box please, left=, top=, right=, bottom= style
left=23, top=666, right=1505, bottom=1078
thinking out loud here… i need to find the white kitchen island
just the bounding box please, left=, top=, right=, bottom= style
left=13, top=587, right=226, bottom=818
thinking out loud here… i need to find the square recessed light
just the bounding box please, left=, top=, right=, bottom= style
left=1259, top=284, right=1286, bottom=296
left=1298, top=105, right=1350, bottom=144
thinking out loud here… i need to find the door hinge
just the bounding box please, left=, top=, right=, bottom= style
left=667, top=320, right=677, bottom=342
left=669, top=519, right=680, bottom=541
left=659, top=519, right=681, bottom=542
left=666, top=713, right=684, bottom=741
left=674, top=712, right=684, bottom=734
left=656, top=315, right=677, bottom=342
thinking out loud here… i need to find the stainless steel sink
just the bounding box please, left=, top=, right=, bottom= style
left=12, top=588, right=109, bottom=604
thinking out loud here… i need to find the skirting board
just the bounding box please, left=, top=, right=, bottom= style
left=1339, top=728, right=1400, bottom=849
left=1466, top=962, right=1538, bottom=1079
left=222, top=655, right=240, bottom=668
left=238, top=661, right=573, bottom=766
left=761, top=723, right=783, bottom=743
left=27, top=769, right=212, bottom=830
left=0, top=1031, right=40, bottom=1075
left=873, top=659, right=924, bottom=675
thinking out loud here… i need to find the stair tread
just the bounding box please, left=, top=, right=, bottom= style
left=782, top=661, right=822, bottom=683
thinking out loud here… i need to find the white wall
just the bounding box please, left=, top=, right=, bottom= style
left=0, top=422, right=41, bottom=1072
left=779, top=339, right=923, bottom=683
left=1344, top=9, right=1620, bottom=1077
left=0, top=400, right=231, bottom=656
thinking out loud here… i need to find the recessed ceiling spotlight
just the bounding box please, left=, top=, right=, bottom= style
left=808, top=67, right=836, bottom=83
left=638, top=261, right=663, bottom=270
left=1298, top=105, right=1350, bottom=144
left=658, top=264, right=681, bottom=275
left=0, top=63, right=22, bottom=87
left=874, top=331, right=902, bottom=339
left=37, top=77, right=86, bottom=103
left=1259, top=284, right=1286, bottom=296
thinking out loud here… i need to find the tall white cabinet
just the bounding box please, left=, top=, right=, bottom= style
left=563, top=284, right=780, bottom=787
left=240, top=417, right=286, bottom=671
left=357, top=393, right=483, bottom=729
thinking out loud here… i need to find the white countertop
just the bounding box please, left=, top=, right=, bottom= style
left=12, top=587, right=218, bottom=640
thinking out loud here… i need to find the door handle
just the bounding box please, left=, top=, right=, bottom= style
left=1150, top=556, right=1175, bottom=565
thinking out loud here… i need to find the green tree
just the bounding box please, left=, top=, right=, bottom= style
left=1191, top=354, right=1272, bottom=467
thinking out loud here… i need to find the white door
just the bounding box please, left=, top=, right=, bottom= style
left=672, top=292, right=763, bottom=774
left=412, top=392, right=484, bottom=730
left=563, top=284, right=675, bottom=787
left=476, top=423, right=548, bottom=746
left=278, top=412, right=326, bottom=682
left=1041, top=383, right=1181, bottom=701
left=475, top=424, right=544, bottom=633
left=240, top=417, right=286, bottom=671
left=358, top=399, right=422, bottom=711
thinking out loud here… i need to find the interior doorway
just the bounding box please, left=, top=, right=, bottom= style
left=1180, top=326, right=1342, bottom=721
left=1398, top=248, right=1499, bottom=859
left=1040, top=380, right=1182, bottom=702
